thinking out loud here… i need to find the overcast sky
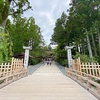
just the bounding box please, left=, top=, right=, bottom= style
left=24, top=0, right=70, bottom=45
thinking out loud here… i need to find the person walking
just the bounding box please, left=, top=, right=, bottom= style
left=41, top=57, right=45, bottom=65
left=49, top=60, right=51, bottom=65
left=46, top=58, right=49, bottom=65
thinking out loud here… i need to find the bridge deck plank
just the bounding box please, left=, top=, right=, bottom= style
left=0, top=62, right=98, bottom=100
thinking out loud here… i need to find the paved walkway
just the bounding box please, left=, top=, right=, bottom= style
left=28, top=62, right=66, bottom=75
left=0, top=62, right=98, bottom=100
left=28, top=63, right=42, bottom=75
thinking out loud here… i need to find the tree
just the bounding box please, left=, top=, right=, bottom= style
left=52, top=0, right=100, bottom=64
left=6, top=16, right=44, bottom=55
left=52, top=12, right=68, bottom=63
left=0, top=31, right=13, bottom=63
left=67, top=0, right=100, bottom=59
left=52, top=12, right=68, bottom=44
left=0, top=0, right=32, bottom=29
left=0, top=0, right=32, bottom=62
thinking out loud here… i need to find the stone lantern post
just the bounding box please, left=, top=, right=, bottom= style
left=23, top=40, right=33, bottom=69
left=65, top=46, right=73, bottom=68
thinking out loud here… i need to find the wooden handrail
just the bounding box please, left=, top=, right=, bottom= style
left=66, top=68, right=100, bottom=99
left=0, top=69, right=28, bottom=89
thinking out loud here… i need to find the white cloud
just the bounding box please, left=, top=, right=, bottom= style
left=24, top=0, right=70, bottom=45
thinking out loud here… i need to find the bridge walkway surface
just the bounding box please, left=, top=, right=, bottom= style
left=0, top=62, right=98, bottom=100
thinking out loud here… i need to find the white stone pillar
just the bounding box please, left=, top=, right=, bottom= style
left=23, top=46, right=32, bottom=69
left=65, top=46, right=73, bottom=68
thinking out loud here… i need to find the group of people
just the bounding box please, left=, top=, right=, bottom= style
left=46, top=58, right=52, bottom=65
left=42, top=57, right=53, bottom=65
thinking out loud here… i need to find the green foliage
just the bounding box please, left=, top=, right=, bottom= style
left=51, top=12, right=68, bottom=66
left=6, top=16, right=45, bottom=55
left=0, top=0, right=9, bottom=24
left=0, top=0, right=32, bottom=28
left=5, top=16, right=45, bottom=65
left=29, top=58, right=40, bottom=65
left=0, top=1, right=46, bottom=65
left=29, top=46, right=48, bottom=65
left=58, top=59, right=68, bottom=67
left=96, top=80, right=100, bottom=84
left=52, top=43, right=67, bottom=66
left=73, top=52, right=98, bottom=63
left=0, top=32, right=12, bottom=63
left=67, top=0, right=100, bottom=56
left=52, top=12, right=68, bottom=44
left=52, top=0, right=100, bottom=65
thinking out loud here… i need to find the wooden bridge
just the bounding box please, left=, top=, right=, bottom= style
left=0, top=60, right=99, bottom=100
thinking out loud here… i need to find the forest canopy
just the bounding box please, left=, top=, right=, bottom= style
left=52, top=0, right=100, bottom=66
left=0, top=0, right=46, bottom=64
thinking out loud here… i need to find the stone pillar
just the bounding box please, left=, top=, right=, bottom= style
left=65, top=46, right=73, bottom=68
left=23, top=46, right=32, bottom=69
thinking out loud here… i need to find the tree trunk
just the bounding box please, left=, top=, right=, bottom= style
left=98, top=32, right=100, bottom=48
left=0, top=18, right=8, bottom=32
left=86, top=35, right=93, bottom=59
left=91, top=34, right=97, bottom=56
left=0, top=0, right=11, bottom=30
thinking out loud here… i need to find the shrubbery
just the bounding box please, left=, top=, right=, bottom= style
left=73, top=52, right=98, bottom=63
left=56, top=58, right=68, bottom=67
left=54, top=51, right=99, bottom=67
left=29, top=58, right=41, bottom=65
